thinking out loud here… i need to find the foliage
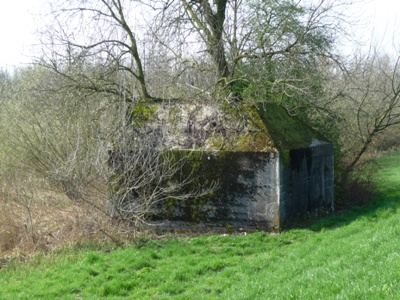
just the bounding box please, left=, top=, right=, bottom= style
left=237, top=0, right=336, bottom=104
left=31, top=0, right=366, bottom=209
left=36, top=0, right=352, bottom=102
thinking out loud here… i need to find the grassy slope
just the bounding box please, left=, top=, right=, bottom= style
left=1, top=153, right=400, bottom=299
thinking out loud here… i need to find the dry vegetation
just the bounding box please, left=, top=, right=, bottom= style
left=0, top=172, right=136, bottom=259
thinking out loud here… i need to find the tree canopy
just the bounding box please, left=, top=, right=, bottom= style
left=38, top=0, right=351, bottom=103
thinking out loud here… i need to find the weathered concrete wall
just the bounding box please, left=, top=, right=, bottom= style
left=279, top=140, right=334, bottom=226
left=222, top=152, right=280, bottom=230
left=157, top=151, right=281, bottom=230
left=155, top=102, right=277, bottom=152
left=154, top=142, right=334, bottom=231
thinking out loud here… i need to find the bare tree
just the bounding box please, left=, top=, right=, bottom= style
left=37, top=0, right=355, bottom=104
left=179, top=0, right=230, bottom=80
left=40, top=0, right=154, bottom=101
left=330, top=49, right=400, bottom=178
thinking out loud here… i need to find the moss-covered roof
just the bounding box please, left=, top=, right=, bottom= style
left=256, top=103, right=318, bottom=151
left=150, top=100, right=322, bottom=152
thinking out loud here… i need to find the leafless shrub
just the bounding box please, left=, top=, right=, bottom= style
left=0, top=199, right=20, bottom=254
left=1, top=94, right=217, bottom=256
left=107, top=123, right=218, bottom=229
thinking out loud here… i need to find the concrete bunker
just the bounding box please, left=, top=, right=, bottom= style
left=120, top=101, right=334, bottom=231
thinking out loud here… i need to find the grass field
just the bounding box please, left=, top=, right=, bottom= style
left=1, top=153, right=400, bottom=299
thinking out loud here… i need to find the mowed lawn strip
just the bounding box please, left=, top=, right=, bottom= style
left=1, top=153, right=400, bottom=299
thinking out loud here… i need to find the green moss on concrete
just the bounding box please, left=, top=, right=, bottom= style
left=207, top=136, right=225, bottom=150
left=126, top=101, right=318, bottom=153
left=168, top=106, right=179, bottom=125
left=130, top=103, right=157, bottom=127
left=236, top=132, right=274, bottom=152
left=162, top=150, right=248, bottom=222
left=218, top=101, right=318, bottom=152
left=256, top=103, right=318, bottom=151
left=217, top=102, right=277, bottom=152
left=281, top=150, right=291, bottom=167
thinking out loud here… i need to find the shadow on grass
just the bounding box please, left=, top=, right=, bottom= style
left=302, top=154, right=400, bottom=232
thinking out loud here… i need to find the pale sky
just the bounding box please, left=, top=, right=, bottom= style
left=0, top=0, right=399, bottom=70
left=350, top=0, right=400, bottom=55
left=0, top=0, right=46, bottom=70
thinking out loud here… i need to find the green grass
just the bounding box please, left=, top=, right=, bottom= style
left=2, top=153, right=400, bottom=299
